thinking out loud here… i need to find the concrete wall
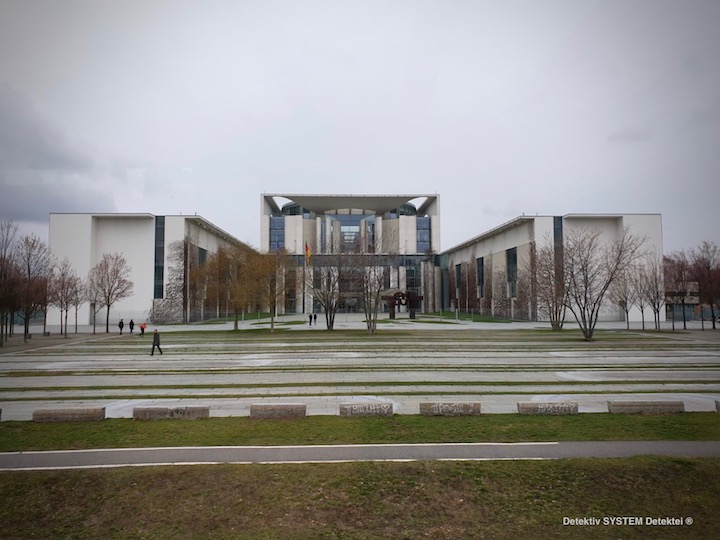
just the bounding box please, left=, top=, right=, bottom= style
left=441, top=214, right=664, bottom=323
left=49, top=214, right=156, bottom=326
left=48, top=213, right=247, bottom=327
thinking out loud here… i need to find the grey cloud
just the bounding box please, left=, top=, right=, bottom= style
left=682, top=108, right=720, bottom=130
left=0, top=173, right=114, bottom=222
left=606, top=126, right=654, bottom=144
left=0, top=87, right=93, bottom=171
left=0, top=87, right=115, bottom=222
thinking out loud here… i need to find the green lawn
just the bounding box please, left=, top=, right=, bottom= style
left=2, top=413, right=718, bottom=452
left=2, top=327, right=719, bottom=538
left=2, top=457, right=718, bottom=539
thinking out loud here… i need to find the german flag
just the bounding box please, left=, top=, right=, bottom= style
left=305, top=242, right=312, bottom=265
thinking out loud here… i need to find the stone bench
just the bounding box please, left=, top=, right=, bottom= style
left=608, top=401, right=685, bottom=415
left=33, top=407, right=106, bottom=423
left=420, top=402, right=482, bottom=416
left=517, top=401, right=578, bottom=415
left=133, top=406, right=210, bottom=420
left=339, top=402, right=394, bottom=417
left=250, top=403, right=306, bottom=419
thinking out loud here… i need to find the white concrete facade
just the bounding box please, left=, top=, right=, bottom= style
left=261, top=195, right=440, bottom=314
left=442, top=213, right=664, bottom=323
left=49, top=213, right=248, bottom=327
left=261, top=194, right=440, bottom=256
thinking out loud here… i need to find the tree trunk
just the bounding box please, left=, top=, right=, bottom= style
left=105, top=305, right=110, bottom=333
left=681, top=301, right=687, bottom=330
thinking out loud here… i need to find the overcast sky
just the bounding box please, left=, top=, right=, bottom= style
left=1, top=0, right=718, bottom=252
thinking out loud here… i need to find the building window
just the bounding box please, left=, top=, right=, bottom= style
left=506, top=247, right=517, bottom=298
left=406, top=265, right=420, bottom=293
left=553, top=216, right=563, bottom=250
left=154, top=216, right=165, bottom=299
left=270, top=216, right=285, bottom=252
left=416, top=216, right=431, bottom=253
left=340, top=224, right=360, bottom=252
left=476, top=257, right=484, bottom=298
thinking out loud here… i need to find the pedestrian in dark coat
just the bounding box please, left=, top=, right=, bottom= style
left=313, top=313, right=317, bottom=325
left=151, top=329, right=163, bottom=355
left=129, top=320, right=135, bottom=334
left=118, top=319, right=124, bottom=335
left=309, top=314, right=313, bottom=326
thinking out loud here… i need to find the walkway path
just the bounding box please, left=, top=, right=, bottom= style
left=3, top=441, right=720, bottom=471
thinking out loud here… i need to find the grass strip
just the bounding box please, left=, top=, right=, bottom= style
left=0, top=457, right=718, bottom=539
left=4, top=365, right=720, bottom=377
left=3, top=379, right=720, bottom=392
left=3, top=389, right=720, bottom=401
left=1, top=413, right=718, bottom=451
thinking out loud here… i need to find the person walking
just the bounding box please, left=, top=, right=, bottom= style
left=151, top=329, right=163, bottom=355
left=129, top=319, right=135, bottom=334
left=309, top=313, right=313, bottom=326
left=139, top=322, right=146, bottom=337
left=118, top=319, right=124, bottom=335
left=313, top=313, right=317, bottom=325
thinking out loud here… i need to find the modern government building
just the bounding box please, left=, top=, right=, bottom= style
left=48, top=194, right=664, bottom=325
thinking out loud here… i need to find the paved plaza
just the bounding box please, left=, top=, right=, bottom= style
left=1, top=315, right=719, bottom=421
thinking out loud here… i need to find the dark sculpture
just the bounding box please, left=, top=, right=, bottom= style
left=385, top=290, right=423, bottom=319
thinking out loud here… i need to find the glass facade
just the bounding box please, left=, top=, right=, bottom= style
left=406, top=264, right=421, bottom=293
left=553, top=216, right=563, bottom=251
left=269, top=216, right=285, bottom=252
left=476, top=257, right=484, bottom=297
left=154, top=216, right=165, bottom=299
left=416, top=216, right=431, bottom=253
left=506, top=247, right=517, bottom=298
left=330, top=214, right=376, bottom=253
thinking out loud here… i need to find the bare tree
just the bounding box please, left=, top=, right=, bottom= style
left=14, top=234, right=51, bottom=342
left=638, top=252, right=665, bottom=331
left=225, top=246, right=256, bottom=330
left=531, top=237, right=568, bottom=330
left=664, top=251, right=692, bottom=330
left=69, top=277, right=85, bottom=334
left=88, top=253, right=134, bottom=333
left=563, top=227, right=645, bottom=341
left=0, top=220, right=20, bottom=346
left=360, top=260, right=386, bottom=334
left=690, top=241, right=720, bottom=330
left=52, top=258, right=82, bottom=337
left=632, top=264, right=649, bottom=330
left=251, top=250, right=290, bottom=333
left=311, top=250, right=350, bottom=331
left=492, top=270, right=510, bottom=319
left=608, top=266, right=637, bottom=330
left=203, top=247, right=234, bottom=321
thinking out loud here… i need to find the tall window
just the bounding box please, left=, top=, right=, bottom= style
left=154, top=216, right=165, bottom=299
left=416, top=216, right=431, bottom=253
left=455, top=263, right=461, bottom=294
left=476, top=257, right=484, bottom=298
left=269, top=216, right=285, bottom=252
left=406, top=265, right=420, bottom=293
left=506, top=247, right=517, bottom=298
